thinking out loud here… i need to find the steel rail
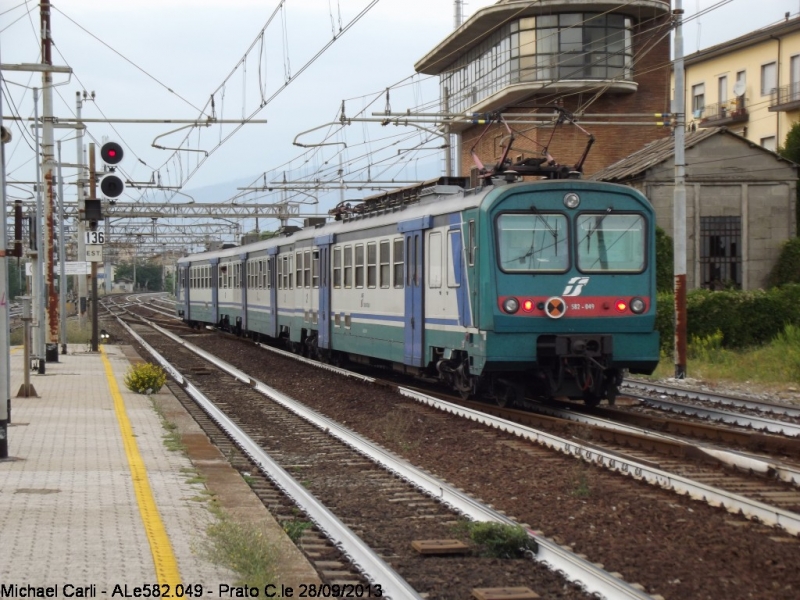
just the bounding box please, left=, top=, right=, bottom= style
left=623, top=379, right=800, bottom=418
left=632, top=395, right=800, bottom=438
left=115, top=316, right=423, bottom=600
left=396, top=387, right=800, bottom=535
left=526, top=402, right=800, bottom=486
left=134, top=315, right=653, bottom=600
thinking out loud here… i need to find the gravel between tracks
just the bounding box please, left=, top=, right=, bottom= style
left=110, top=319, right=800, bottom=600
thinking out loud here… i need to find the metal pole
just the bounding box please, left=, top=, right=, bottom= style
left=673, top=0, right=687, bottom=378
left=0, top=47, right=10, bottom=457
left=32, top=88, right=45, bottom=374
left=41, top=0, right=59, bottom=347
left=16, top=298, right=36, bottom=398
left=57, top=141, right=67, bottom=355
left=104, top=216, right=111, bottom=295
left=76, top=92, right=87, bottom=323
left=89, top=144, right=98, bottom=352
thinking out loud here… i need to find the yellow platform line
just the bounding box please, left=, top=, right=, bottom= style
left=101, top=347, right=181, bottom=586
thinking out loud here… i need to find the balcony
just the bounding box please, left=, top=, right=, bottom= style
left=698, top=96, right=749, bottom=127
left=769, top=83, right=800, bottom=112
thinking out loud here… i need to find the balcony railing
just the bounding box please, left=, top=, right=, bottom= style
left=769, top=83, right=800, bottom=112
left=698, top=96, right=749, bottom=127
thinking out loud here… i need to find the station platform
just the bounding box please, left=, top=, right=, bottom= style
left=1, top=343, right=320, bottom=596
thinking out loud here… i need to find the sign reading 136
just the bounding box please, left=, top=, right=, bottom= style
left=85, top=231, right=105, bottom=245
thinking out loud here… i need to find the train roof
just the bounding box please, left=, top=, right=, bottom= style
left=177, top=178, right=652, bottom=265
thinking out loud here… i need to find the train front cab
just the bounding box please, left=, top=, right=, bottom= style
left=477, top=181, right=660, bottom=405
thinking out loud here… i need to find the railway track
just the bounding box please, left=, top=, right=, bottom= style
left=109, top=305, right=639, bottom=600
left=104, top=294, right=800, bottom=599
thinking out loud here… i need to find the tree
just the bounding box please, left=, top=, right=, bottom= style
left=115, top=260, right=165, bottom=291
left=778, top=122, right=800, bottom=236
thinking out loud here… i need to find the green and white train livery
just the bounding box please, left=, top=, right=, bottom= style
left=176, top=177, right=659, bottom=406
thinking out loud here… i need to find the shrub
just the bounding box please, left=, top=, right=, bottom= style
left=767, top=237, right=800, bottom=287
left=124, top=362, right=167, bottom=394
left=459, top=521, right=537, bottom=558
left=655, top=226, right=674, bottom=293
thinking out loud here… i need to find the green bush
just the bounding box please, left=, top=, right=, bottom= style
left=767, top=237, right=800, bottom=287
left=656, top=285, right=800, bottom=351
left=124, top=362, right=167, bottom=394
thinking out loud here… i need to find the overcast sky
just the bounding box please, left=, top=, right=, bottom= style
left=2, top=0, right=798, bottom=237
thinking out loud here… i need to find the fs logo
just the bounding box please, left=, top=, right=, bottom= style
left=562, top=276, right=589, bottom=297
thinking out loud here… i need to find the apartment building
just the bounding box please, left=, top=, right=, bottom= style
left=683, top=14, right=800, bottom=150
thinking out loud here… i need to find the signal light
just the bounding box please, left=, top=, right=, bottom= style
left=99, top=141, right=124, bottom=198
left=100, top=141, right=123, bottom=165
left=522, top=299, right=534, bottom=312
left=615, top=300, right=628, bottom=312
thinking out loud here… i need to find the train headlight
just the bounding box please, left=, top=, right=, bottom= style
left=630, top=297, right=646, bottom=314
left=615, top=299, right=628, bottom=312
left=522, top=299, right=534, bottom=312
left=563, top=193, right=580, bottom=209
left=502, top=297, right=520, bottom=314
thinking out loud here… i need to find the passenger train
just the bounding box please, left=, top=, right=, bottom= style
left=176, top=175, right=659, bottom=406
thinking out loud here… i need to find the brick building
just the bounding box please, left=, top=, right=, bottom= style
left=414, top=0, right=674, bottom=176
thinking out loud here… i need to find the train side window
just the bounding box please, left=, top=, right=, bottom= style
left=344, top=245, right=353, bottom=288
left=468, top=220, right=476, bottom=266
left=367, top=242, right=377, bottom=288
left=447, top=231, right=460, bottom=288
left=428, top=232, right=442, bottom=288
left=379, top=240, right=390, bottom=288
left=355, top=244, right=365, bottom=288
left=219, top=266, right=224, bottom=289
left=295, top=252, right=303, bottom=289
left=277, top=257, right=283, bottom=290
left=305, top=250, right=312, bottom=288
left=312, top=250, right=320, bottom=288
left=333, top=247, right=342, bottom=288
left=393, top=238, right=404, bottom=288
left=265, top=259, right=271, bottom=289
left=288, top=254, right=294, bottom=289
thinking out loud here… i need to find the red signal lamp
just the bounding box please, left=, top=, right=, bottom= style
left=615, top=300, right=628, bottom=312
left=522, top=299, right=534, bottom=312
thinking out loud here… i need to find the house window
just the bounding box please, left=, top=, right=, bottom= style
left=761, top=136, right=777, bottom=151
left=761, top=61, right=776, bottom=96
left=691, top=83, right=705, bottom=117
left=700, top=216, right=741, bottom=290
left=718, top=75, right=727, bottom=105
left=791, top=55, right=800, bottom=102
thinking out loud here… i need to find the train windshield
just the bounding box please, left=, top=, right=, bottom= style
left=576, top=213, right=646, bottom=272
left=496, top=213, right=569, bottom=272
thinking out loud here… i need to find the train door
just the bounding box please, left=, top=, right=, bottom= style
left=400, top=216, right=431, bottom=366
left=315, top=235, right=333, bottom=349
left=267, top=247, right=279, bottom=338
left=210, top=258, right=219, bottom=325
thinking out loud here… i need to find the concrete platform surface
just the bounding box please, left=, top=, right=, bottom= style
left=1, top=344, right=239, bottom=594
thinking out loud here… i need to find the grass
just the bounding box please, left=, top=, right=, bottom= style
left=453, top=520, right=537, bottom=558
left=203, top=509, right=278, bottom=588
left=648, top=324, right=800, bottom=390
left=10, top=317, right=94, bottom=346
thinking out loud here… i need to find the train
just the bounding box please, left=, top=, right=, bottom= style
left=176, top=175, right=659, bottom=406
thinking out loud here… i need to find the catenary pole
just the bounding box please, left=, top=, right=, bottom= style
left=0, top=46, right=10, bottom=458
left=57, top=141, right=67, bottom=354
left=673, top=0, right=687, bottom=378
left=76, top=93, right=87, bottom=324
left=41, top=0, right=59, bottom=349
left=32, top=88, right=45, bottom=373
